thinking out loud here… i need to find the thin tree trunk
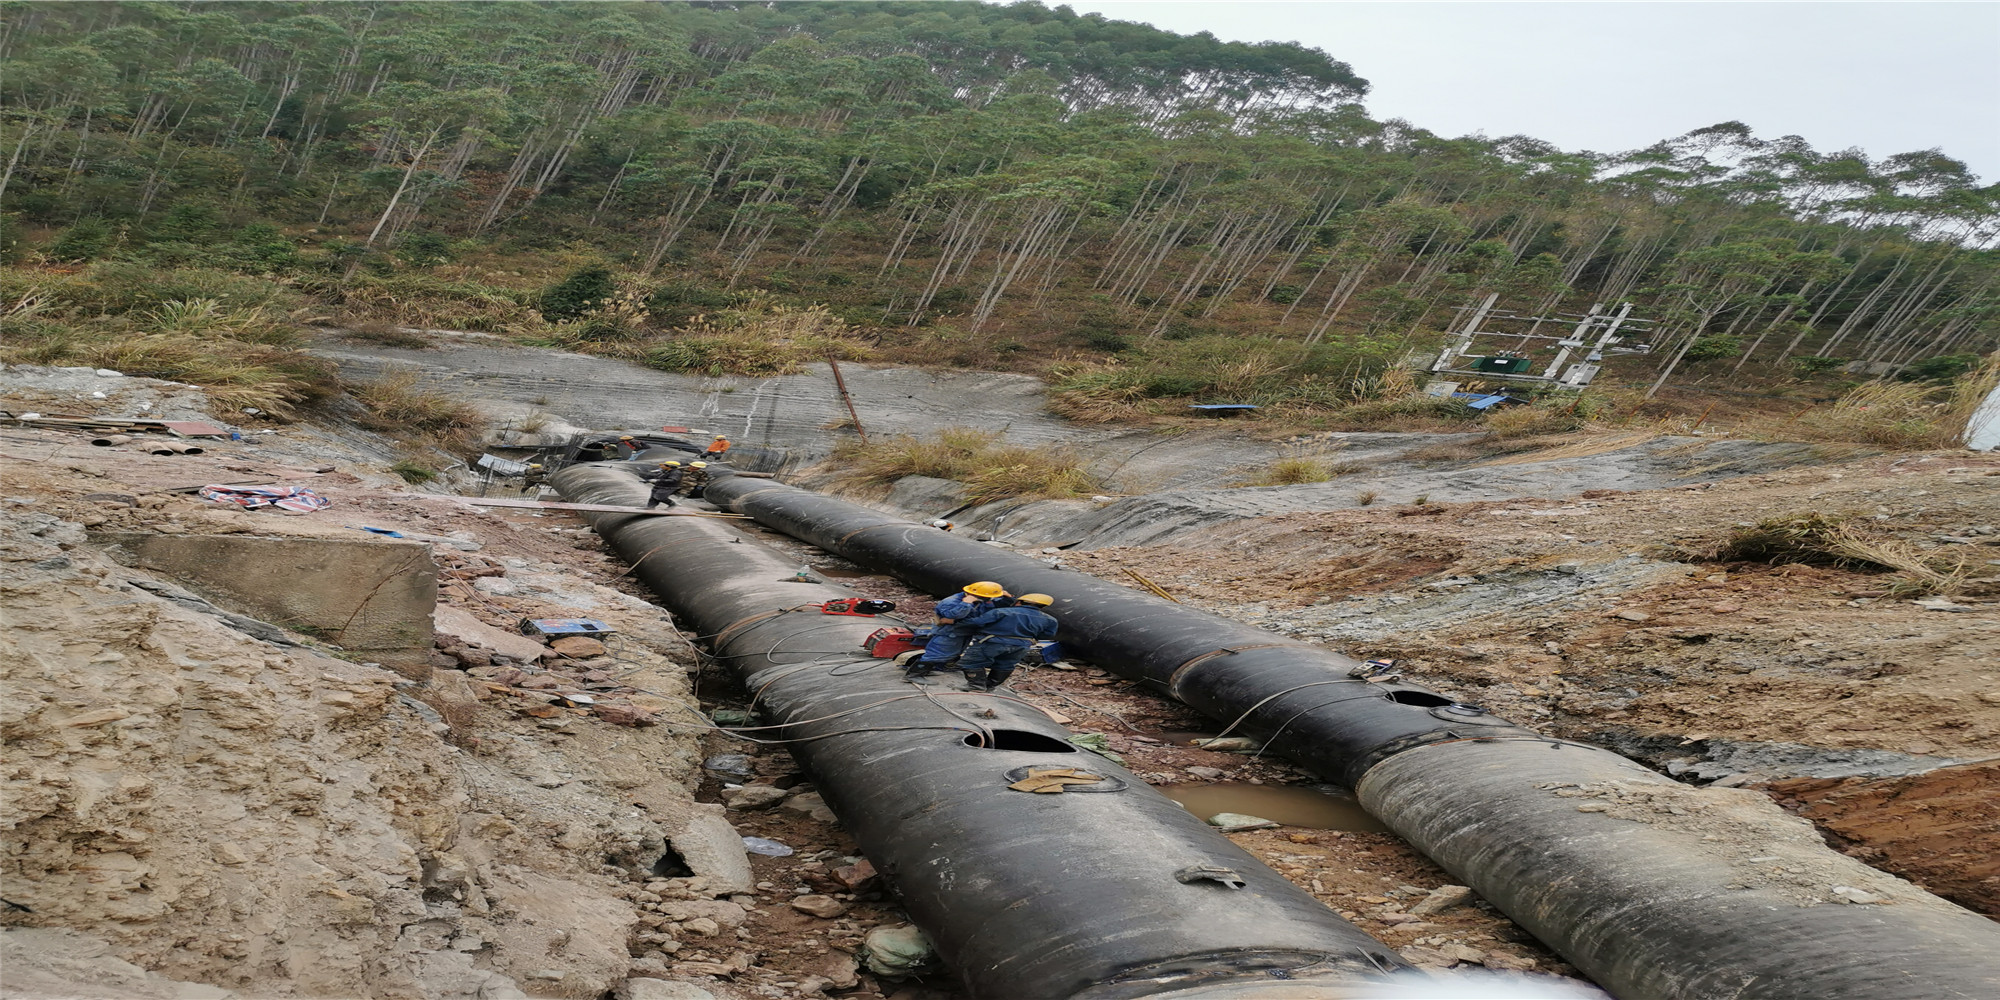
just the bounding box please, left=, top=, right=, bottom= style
left=367, top=128, right=437, bottom=244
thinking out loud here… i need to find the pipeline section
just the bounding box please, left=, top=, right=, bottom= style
left=552, top=464, right=1409, bottom=1000
left=701, top=473, right=2000, bottom=1000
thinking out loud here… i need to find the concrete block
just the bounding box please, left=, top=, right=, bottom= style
left=97, top=533, right=437, bottom=676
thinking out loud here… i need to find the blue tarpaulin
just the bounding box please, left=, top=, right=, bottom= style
left=1450, top=392, right=1518, bottom=410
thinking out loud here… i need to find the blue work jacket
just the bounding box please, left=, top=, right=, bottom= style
left=934, top=593, right=995, bottom=623
left=962, top=605, right=1058, bottom=643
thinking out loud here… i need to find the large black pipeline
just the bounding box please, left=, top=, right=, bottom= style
left=702, top=473, right=2000, bottom=1000
left=551, top=465, right=1414, bottom=1000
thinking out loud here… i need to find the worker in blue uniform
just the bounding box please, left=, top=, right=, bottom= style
left=956, top=593, right=1058, bottom=691
left=905, top=581, right=1009, bottom=680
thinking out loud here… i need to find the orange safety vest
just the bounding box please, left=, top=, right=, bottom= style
left=708, top=438, right=730, bottom=455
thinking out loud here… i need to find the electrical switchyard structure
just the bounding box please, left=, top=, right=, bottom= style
left=1429, top=293, right=1655, bottom=390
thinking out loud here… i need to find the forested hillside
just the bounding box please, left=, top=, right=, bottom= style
left=5, top=0, right=1996, bottom=418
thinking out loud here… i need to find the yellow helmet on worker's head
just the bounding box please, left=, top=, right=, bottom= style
left=1017, top=593, right=1054, bottom=607
left=527, top=463, right=543, bottom=469
left=660, top=460, right=681, bottom=467
left=962, top=581, right=1006, bottom=599
left=619, top=435, right=634, bottom=440
left=690, top=461, right=707, bottom=468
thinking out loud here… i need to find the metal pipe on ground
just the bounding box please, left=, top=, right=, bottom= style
left=551, top=464, right=1412, bottom=1000
left=699, top=473, right=2000, bottom=1000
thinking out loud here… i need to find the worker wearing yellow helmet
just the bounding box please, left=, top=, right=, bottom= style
left=958, top=593, right=1058, bottom=691
left=905, top=581, right=1012, bottom=681
left=682, top=460, right=711, bottom=498
left=643, top=460, right=684, bottom=509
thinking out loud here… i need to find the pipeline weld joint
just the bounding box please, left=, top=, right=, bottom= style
left=1167, top=643, right=1294, bottom=693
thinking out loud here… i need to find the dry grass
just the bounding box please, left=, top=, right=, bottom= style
left=1485, top=400, right=1589, bottom=438
left=833, top=427, right=1100, bottom=504
left=346, top=365, right=487, bottom=452
left=641, top=305, right=876, bottom=377
left=1045, top=370, right=1152, bottom=423
left=327, top=272, right=532, bottom=331
left=1683, top=512, right=1969, bottom=596
left=1, top=277, right=336, bottom=417
left=1320, top=392, right=1481, bottom=431
left=1251, top=454, right=1369, bottom=486
left=1780, top=355, right=1998, bottom=449
left=1259, top=457, right=1336, bottom=485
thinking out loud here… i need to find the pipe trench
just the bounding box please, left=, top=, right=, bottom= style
left=698, top=472, right=2000, bottom=1000
left=551, top=464, right=1411, bottom=1000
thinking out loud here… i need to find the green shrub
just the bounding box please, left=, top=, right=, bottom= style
left=46, top=218, right=116, bottom=262
left=1081, top=329, right=1130, bottom=353
left=0, top=213, right=23, bottom=265
left=148, top=203, right=221, bottom=245
left=1898, top=353, right=1979, bottom=383
left=539, top=265, right=615, bottom=322
left=235, top=223, right=299, bottom=269
left=645, top=282, right=732, bottom=326
left=394, top=232, right=454, bottom=268
left=390, top=459, right=439, bottom=484
left=1266, top=284, right=1302, bottom=304
left=1789, top=355, right=1847, bottom=376
left=1684, top=335, right=1743, bottom=362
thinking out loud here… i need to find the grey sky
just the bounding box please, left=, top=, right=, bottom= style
left=1067, top=2, right=2000, bottom=180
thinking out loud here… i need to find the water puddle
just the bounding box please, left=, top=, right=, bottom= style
left=1162, top=782, right=1387, bottom=832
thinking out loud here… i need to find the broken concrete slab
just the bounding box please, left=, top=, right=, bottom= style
left=434, top=605, right=547, bottom=663
left=95, top=532, right=437, bottom=677
left=630, top=781, right=754, bottom=895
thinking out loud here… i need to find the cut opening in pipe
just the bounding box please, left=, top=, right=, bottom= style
left=1385, top=690, right=1453, bottom=707
left=964, top=729, right=1079, bottom=752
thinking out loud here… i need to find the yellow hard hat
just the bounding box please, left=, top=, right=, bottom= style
left=619, top=435, right=634, bottom=440
left=660, top=460, right=681, bottom=467
left=527, top=463, right=543, bottom=469
left=690, top=461, right=707, bottom=468
left=962, top=581, right=1006, bottom=599
left=1017, top=593, right=1054, bottom=607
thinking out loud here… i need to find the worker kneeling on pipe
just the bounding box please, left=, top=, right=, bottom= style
left=957, top=594, right=1058, bottom=691
left=905, top=581, right=1010, bottom=680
